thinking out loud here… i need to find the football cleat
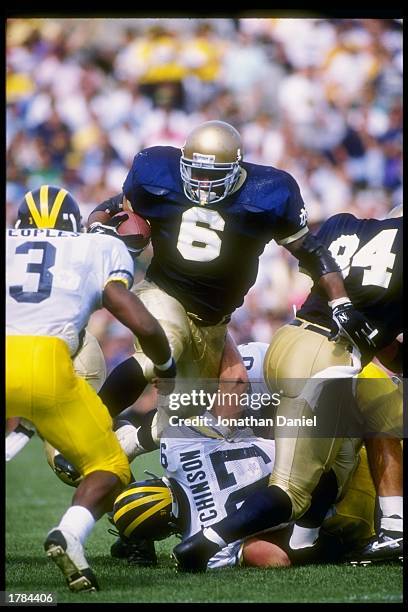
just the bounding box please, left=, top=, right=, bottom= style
left=172, top=531, right=220, bottom=573
left=348, top=529, right=403, bottom=565
left=128, top=539, right=157, bottom=567
left=110, top=535, right=129, bottom=559
left=288, top=542, right=322, bottom=566
left=44, top=529, right=99, bottom=592
left=110, top=536, right=157, bottom=567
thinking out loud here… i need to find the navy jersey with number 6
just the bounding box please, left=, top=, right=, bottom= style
left=297, top=213, right=403, bottom=350
left=121, top=146, right=309, bottom=323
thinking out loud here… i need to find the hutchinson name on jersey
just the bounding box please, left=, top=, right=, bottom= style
left=160, top=418, right=276, bottom=569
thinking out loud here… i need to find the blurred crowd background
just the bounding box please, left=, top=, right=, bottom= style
left=6, top=16, right=403, bottom=374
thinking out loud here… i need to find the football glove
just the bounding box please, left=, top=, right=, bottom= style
left=87, top=213, right=129, bottom=238
left=88, top=215, right=148, bottom=257
left=329, top=299, right=379, bottom=364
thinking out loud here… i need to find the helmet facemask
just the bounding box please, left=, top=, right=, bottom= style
left=180, top=120, right=243, bottom=205
left=180, top=152, right=241, bottom=205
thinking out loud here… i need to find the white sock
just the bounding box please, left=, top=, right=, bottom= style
left=379, top=496, right=403, bottom=532
left=203, top=527, right=226, bottom=548
left=57, top=505, right=96, bottom=545
left=379, top=496, right=403, bottom=519
left=290, top=524, right=320, bottom=550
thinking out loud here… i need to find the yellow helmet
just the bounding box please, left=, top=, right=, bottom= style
left=180, top=120, right=243, bottom=205
left=16, top=184, right=82, bottom=231
left=112, top=478, right=176, bottom=541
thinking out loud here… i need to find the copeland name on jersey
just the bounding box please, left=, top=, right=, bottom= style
left=120, top=146, right=308, bottom=323
left=161, top=420, right=275, bottom=567
left=6, top=228, right=134, bottom=353
left=297, top=214, right=403, bottom=350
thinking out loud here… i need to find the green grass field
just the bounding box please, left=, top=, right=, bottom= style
left=6, top=437, right=403, bottom=604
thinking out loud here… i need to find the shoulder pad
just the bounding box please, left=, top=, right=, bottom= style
left=130, top=146, right=181, bottom=193
left=238, top=163, right=299, bottom=212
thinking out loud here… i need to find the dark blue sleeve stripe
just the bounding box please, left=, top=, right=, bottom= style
left=110, top=269, right=133, bottom=279
left=110, top=269, right=133, bottom=278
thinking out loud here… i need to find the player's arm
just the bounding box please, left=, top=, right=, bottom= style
left=285, top=233, right=379, bottom=362
left=285, top=233, right=348, bottom=300
left=88, top=193, right=125, bottom=226
left=87, top=193, right=131, bottom=238
left=271, top=173, right=378, bottom=362
left=102, top=281, right=175, bottom=377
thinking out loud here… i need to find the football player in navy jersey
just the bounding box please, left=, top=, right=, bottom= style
left=295, top=206, right=403, bottom=564
left=173, top=205, right=403, bottom=572
left=296, top=209, right=402, bottom=355
left=87, top=120, right=377, bottom=422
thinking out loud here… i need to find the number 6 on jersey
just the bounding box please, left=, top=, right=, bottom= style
left=177, top=207, right=225, bottom=262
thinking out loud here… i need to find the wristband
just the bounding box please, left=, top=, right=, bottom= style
left=153, top=356, right=173, bottom=371
left=328, top=297, right=351, bottom=309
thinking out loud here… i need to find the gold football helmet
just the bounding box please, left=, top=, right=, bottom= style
left=180, top=120, right=243, bottom=205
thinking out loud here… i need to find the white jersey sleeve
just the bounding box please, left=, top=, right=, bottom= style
left=160, top=425, right=275, bottom=569
left=6, top=229, right=134, bottom=354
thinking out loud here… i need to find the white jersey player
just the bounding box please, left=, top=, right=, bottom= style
left=7, top=228, right=133, bottom=351
left=160, top=414, right=276, bottom=568
left=7, top=184, right=176, bottom=592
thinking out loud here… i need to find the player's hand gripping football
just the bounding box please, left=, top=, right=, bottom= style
left=329, top=299, right=379, bottom=364
left=88, top=213, right=129, bottom=238
left=88, top=213, right=149, bottom=256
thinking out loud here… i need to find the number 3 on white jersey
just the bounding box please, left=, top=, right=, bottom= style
left=177, top=207, right=225, bottom=262
left=329, top=229, right=398, bottom=289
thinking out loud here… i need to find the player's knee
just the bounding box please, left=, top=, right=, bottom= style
left=242, top=538, right=291, bottom=568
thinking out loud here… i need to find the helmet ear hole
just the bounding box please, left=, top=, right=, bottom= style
left=112, top=478, right=175, bottom=541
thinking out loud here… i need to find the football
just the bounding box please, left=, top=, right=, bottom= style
left=114, top=210, right=151, bottom=240
left=113, top=210, right=151, bottom=253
